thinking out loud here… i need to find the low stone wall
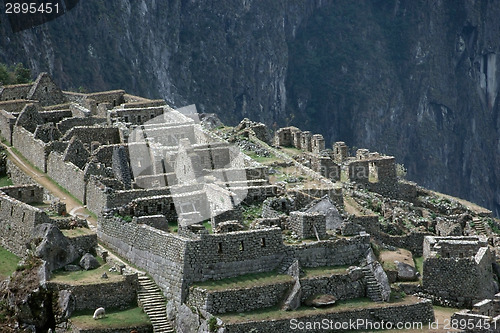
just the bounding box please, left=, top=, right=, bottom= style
left=70, top=323, right=153, bottom=333
left=300, top=274, right=365, bottom=302
left=66, top=233, right=98, bottom=256
left=0, top=184, right=44, bottom=204
left=377, top=231, right=430, bottom=256
left=289, top=235, right=371, bottom=268
left=186, top=280, right=294, bottom=314
left=222, top=298, right=434, bottom=333
left=48, top=273, right=138, bottom=311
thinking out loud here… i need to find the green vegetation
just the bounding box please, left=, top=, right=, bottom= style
left=114, top=213, right=132, bottom=222
left=243, top=150, right=281, bottom=165
left=51, top=257, right=122, bottom=284
left=62, top=227, right=94, bottom=238
left=0, top=175, right=13, bottom=187
left=0, top=62, right=31, bottom=85
left=302, top=265, right=349, bottom=277
left=487, top=218, right=500, bottom=235
left=203, top=220, right=212, bottom=233
left=70, top=306, right=150, bottom=329
left=192, top=271, right=293, bottom=291
left=413, top=256, right=424, bottom=276
left=241, top=204, right=262, bottom=225
left=0, top=246, right=20, bottom=279
left=208, top=316, right=218, bottom=332
left=168, top=220, right=178, bottom=233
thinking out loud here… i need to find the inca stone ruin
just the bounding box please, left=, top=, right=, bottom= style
left=1, top=73, right=500, bottom=332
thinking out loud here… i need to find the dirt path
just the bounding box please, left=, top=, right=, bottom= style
left=2, top=144, right=96, bottom=227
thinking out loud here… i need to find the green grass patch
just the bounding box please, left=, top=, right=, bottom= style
left=50, top=258, right=122, bottom=284
left=0, top=246, right=20, bottom=279
left=62, top=227, right=95, bottom=238
left=243, top=150, right=282, bottom=165
left=203, top=220, right=212, bottom=233
left=192, top=271, right=293, bottom=291
left=0, top=175, right=13, bottom=187
left=70, top=306, right=150, bottom=329
left=242, top=204, right=262, bottom=224
left=168, top=220, right=178, bottom=233
left=302, top=265, right=349, bottom=277
left=413, top=256, right=424, bottom=276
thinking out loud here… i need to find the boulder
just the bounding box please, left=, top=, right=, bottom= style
left=176, top=303, right=200, bottom=333
left=64, top=265, right=81, bottom=272
left=32, top=223, right=78, bottom=271
left=79, top=253, right=100, bottom=271
left=305, top=294, right=337, bottom=307
left=396, top=261, right=419, bottom=281
left=54, top=290, right=75, bottom=323
left=282, top=279, right=301, bottom=311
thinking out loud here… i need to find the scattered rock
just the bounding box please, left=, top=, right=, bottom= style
left=396, top=261, right=419, bottom=281
left=101, top=272, right=108, bottom=279
left=79, top=253, right=100, bottom=271
left=305, top=294, right=337, bottom=307
left=32, top=223, right=78, bottom=271
left=176, top=303, right=200, bottom=333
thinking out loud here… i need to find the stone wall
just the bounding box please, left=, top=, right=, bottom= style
left=423, top=247, right=496, bottom=307
left=0, top=109, right=17, bottom=144
left=183, top=228, right=285, bottom=283
left=12, top=125, right=48, bottom=172
left=137, top=215, right=168, bottom=231
left=289, top=211, right=327, bottom=239
left=69, top=324, right=153, bottom=333
left=222, top=298, right=434, bottom=333
left=61, top=126, right=121, bottom=145
left=186, top=280, right=294, bottom=314
left=6, top=159, right=36, bottom=185
left=56, top=117, right=107, bottom=135
left=0, top=192, right=50, bottom=256
left=377, top=232, right=430, bottom=256
left=289, top=235, right=371, bottom=268
left=47, top=151, right=86, bottom=203
left=0, top=184, right=44, bottom=204
left=48, top=273, right=138, bottom=311
left=97, top=217, right=188, bottom=302
left=66, top=233, right=98, bottom=256
left=300, top=273, right=365, bottom=302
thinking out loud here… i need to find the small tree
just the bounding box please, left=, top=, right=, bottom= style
left=13, top=63, right=31, bottom=84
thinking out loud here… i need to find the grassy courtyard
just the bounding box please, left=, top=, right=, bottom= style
left=0, top=246, right=19, bottom=279
left=70, top=306, right=150, bottom=329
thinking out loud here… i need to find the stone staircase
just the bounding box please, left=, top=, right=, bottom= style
left=362, top=266, right=383, bottom=302
left=137, top=274, right=175, bottom=333
left=472, top=218, right=487, bottom=235
left=278, top=256, right=296, bottom=274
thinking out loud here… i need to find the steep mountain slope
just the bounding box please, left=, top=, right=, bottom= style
left=0, top=0, right=499, bottom=215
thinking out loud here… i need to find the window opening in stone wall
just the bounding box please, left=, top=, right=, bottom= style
left=30, top=189, right=35, bottom=197
left=151, top=114, right=155, bottom=119
left=18, top=190, right=22, bottom=198
left=10, top=206, right=13, bottom=215
left=124, top=116, right=129, bottom=122
left=137, top=115, right=142, bottom=123
left=113, top=100, right=116, bottom=107
left=157, top=204, right=162, bottom=212
left=217, top=242, right=222, bottom=253
left=22, top=212, right=25, bottom=222
left=170, top=203, right=175, bottom=211
left=261, top=238, right=266, bottom=247
left=368, top=162, right=379, bottom=183
left=239, top=241, right=244, bottom=251
left=44, top=86, right=48, bottom=92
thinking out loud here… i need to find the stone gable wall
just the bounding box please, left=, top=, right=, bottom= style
left=0, top=192, right=50, bottom=256
left=56, top=117, right=107, bottom=135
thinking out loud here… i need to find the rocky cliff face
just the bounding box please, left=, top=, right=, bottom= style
left=0, top=0, right=499, bottom=215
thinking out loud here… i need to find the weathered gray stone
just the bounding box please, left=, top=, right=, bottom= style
left=64, top=264, right=81, bottom=272
left=305, top=294, right=337, bottom=307
left=79, top=253, right=100, bottom=270
left=282, top=279, right=301, bottom=311
left=396, top=261, right=418, bottom=281
left=348, top=266, right=364, bottom=281
left=54, top=290, right=75, bottom=323
left=32, top=223, right=79, bottom=271
left=176, top=303, right=200, bottom=333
